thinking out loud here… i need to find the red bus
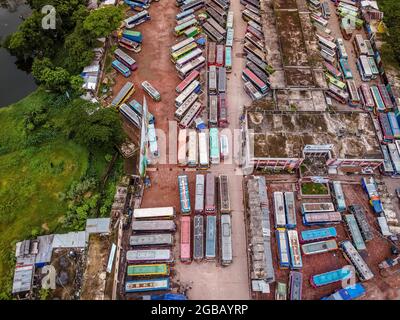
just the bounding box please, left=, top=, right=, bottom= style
left=218, top=93, right=228, bottom=127
left=358, top=84, right=374, bottom=110
left=216, top=44, right=224, bottom=67
left=205, top=173, right=216, bottom=214
left=208, top=42, right=216, bottom=66
left=180, top=216, right=192, bottom=263
left=242, top=68, right=268, bottom=94
left=176, top=70, right=200, bottom=94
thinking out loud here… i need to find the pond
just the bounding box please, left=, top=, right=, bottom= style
left=0, top=1, right=37, bottom=107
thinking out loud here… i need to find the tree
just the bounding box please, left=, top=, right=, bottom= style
left=32, top=58, right=71, bottom=92
left=83, top=6, right=124, bottom=38
left=64, top=100, right=125, bottom=151
left=70, top=75, right=85, bottom=96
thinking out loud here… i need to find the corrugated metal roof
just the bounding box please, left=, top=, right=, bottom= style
left=35, top=235, right=54, bottom=265
left=52, top=231, right=87, bottom=248
left=12, top=256, right=35, bottom=294
left=86, top=218, right=110, bottom=234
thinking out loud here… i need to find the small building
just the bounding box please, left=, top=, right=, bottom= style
left=35, top=235, right=54, bottom=268
left=12, top=255, right=36, bottom=295
left=361, top=1, right=384, bottom=22
left=85, top=218, right=111, bottom=241
left=52, top=231, right=87, bottom=249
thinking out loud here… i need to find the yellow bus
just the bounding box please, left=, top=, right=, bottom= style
left=324, top=73, right=346, bottom=90
left=171, top=42, right=198, bottom=63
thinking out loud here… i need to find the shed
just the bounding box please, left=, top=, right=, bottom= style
left=12, top=255, right=36, bottom=294
left=52, top=231, right=87, bottom=249
left=35, top=235, right=54, bottom=267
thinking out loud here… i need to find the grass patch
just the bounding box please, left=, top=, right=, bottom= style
left=301, top=182, right=329, bottom=195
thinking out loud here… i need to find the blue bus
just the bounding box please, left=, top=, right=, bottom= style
left=276, top=228, right=290, bottom=268
left=321, top=283, right=366, bottom=300
left=311, top=267, right=353, bottom=287
left=225, top=46, right=232, bottom=73
left=178, top=175, right=191, bottom=214
left=339, top=58, right=353, bottom=79
left=300, top=227, right=337, bottom=243
left=112, top=60, right=131, bottom=77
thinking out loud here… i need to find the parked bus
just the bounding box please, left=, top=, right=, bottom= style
left=347, top=79, right=361, bottom=107
left=202, top=22, right=224, bottom=43
left=225, top=47, right=232, bottom=72
left=357, top=55, right=373, bottom=81
left=339, top=59, right=353, bottom=79
left=188, top=130, right=198, bottom=167
left=220, top=134, right=229, bottom=160
left=322, top=283, right=366, bottom=300
left=245, top=32, right=264, bottom=52
left=212, top=0, right=228, bottom=10
left=336, top=38, right=348, bottom=59
left=226, top=28, right=234, bottom=48
left=125, top=278, right=170, bottom=293
left=111, top=82, right=135, bottom=107
left=226, top=10, right=234, bottom=29
left=324, top=62, right=342, bottom=79
left=276, top=228, right=290, bottom=268
left=348, top=205, right=373, bottom=242
left=171, top=42, right=198, bottom=63
left=218, top=67, right=227, bottom=93
left=193, top=215, right=204, bottom=261
left=353, top=34, right=368, bottom=56
left=114, top=49, right=138, bottom=70
left=218, top=93, right=228, bottom=127
left=273, top=192, right=286, bottom=228
left=331, top=181, right=346, bottom=212
left=176, top=9, right=194, bottom=21
left=141, top=81, right=161, bottom=102
left=358, top=84, right=375, bottom=110
left=311, top=267, right=353, bottom=287
left=180, top=216, right=191, bottom=263
left=205, top=173, right=216, bottom=214
left=311, top=14, right=328, bottom=27
left=171, top=37, right=195, bottom=53
left=120, top=103, right=141, bottom=128
left=176, top=48, right=203, bottom=69
left=126, top=249, right=173, bottom=263
left=320, top=49, right=336, bottom=64
left=370, top=85, right=386, bottom=112
left=176, top=14, right=196, bottom=26
left=133, top=207, right=175, bottom=219
left=303, top=212, right=343, bottom=226
left=242, top=68, right=269, bottom=95
left=181, top=0, right=204, bottom=11
left=175, top=93, right=198, bottom=121
left=240, top=0, right=260, bottom=9
left=301, top=202, right=335, bottom=214
left=119, top=37, right=142, bottom=53
left=112, top=60, right=131, bottom=77
left=247, top=24, right=263, bottom=41
left=246, top=61, right=269, bottom=84
left=127, top=264, right=169, bottom=277
left=130, top=234, right=173, bottom=247
left=219, top=175, right=231, bottom=214
left=340, top=240, right=374, bottom=281
left=174, top=18, right=198, bottom=36
left=177, top=56, right=206, bottom=79
left=244, top=42, right=265, bottom=63
left=317, top=34, right=336, bottom=52
left=364, top=39, right=374, bottom=57
left=220, top=214, right=232, bottom=266
left=242, top=9, right=261, bottom=24
left=205, top=215, right=217, bottom=260
left=199, top=132, right=209, bottom=169
left=247, top=52, right=268, bottom=72
left=208, top=41, right=216, bottom=66
left=244, top=81, right=263, bottom=101
left=195, top=174, right=205, bottom=214
left=208, top=17, right=226, bottom=36
left=378, top=84, right=394, bottom=110
left=124, top=10, right=150, bottom=28
left=387, top=112, right=400, bottom=139
left=179, top=101, right=202, bottom=128
left=302, top=239, right=338, bottom=255
left=148, top=123, right=158, bottom=158
left=325, top=73, right=346, bottom=90
left=368, top=57, right=379, bottom=79
left=344, top=214, right=366, bottom=251
left=300, top=227, right=337, bottom=243
left=326, top=83, right=349, bottom=104
left=287, top=230, right=302, bottom=269
left=175, top=80, right=201, bottom=107
left=209, top=66, right=217, bottom=93
left=184, top=26, right=200, bottom=38
left=206, top=6, right=226, bottom=25
left=388, top=143, right=400, bottom=173
left=289, top=271, right=302, bottom=300
left=131, top=220, right=176, bottom=233
left=381, top=145, right=395, bottom=175
left=216, top=45, right=224, bottom=67
left=178, top=129, right=187, bottom=166
left=209, top=128, right=220, bottom=165
left=176, top=70, right=200, bottom=94
left=178, top=175, right=191, bottom=214
left=284, top=192, right=296, bottom=229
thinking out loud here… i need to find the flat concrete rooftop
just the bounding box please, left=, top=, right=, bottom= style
left=247, top=111, right=382, bottom=160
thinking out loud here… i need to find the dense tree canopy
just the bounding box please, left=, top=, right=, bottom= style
left=378, top=0, right=400, bottom=67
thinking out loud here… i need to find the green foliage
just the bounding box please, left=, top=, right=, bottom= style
left=39, top=288, right=51, bottom=300
left=32, top=58, right=71, bottom=92
left=83, top=6, right=124, bottom=38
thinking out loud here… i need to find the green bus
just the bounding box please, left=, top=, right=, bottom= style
left=127, top=264, right=169, bottom=277
left=174, top=18, right=198, bottom=36
left=171, top=42, right=198, bottom=63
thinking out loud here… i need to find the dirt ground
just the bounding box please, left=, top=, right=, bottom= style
left=255, top=180, right=400, bottom=300
left=81, top=234, right=111, bottom=300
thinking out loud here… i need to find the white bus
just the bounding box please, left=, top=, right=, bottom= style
left=179, top=101, right=202, bottom=129
left=177, top=56, right=206, bottom=79
left=175, top=92, right=198, bottom=120
left=188, top=130, right=198, bottom=167
left=199, top=131, right=209, bottom=169
left=171, top=37, right=195, bottom=53
left=209, top=94, right=218, bottom=127
left=175, top=80, right=201, bottom=107
left=317, top=34, right=337, bottom=51
left=274, top=192, right=287, bottom=228
left=226, top=11, right=234, bottom=29
left=133, top=207, right=176, bottom=219
left=178, top=129, right=188, bottom=166
left=208, top=66, right=217, bottom=93
left=175, top=48, right=203, bottom=69
left=336, top=38, right=348, bottom=59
